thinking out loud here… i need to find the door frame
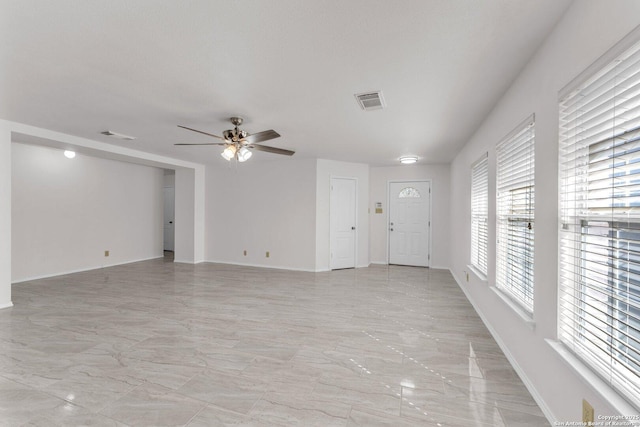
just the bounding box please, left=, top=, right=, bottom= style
left=329, top=175, right=358, bottom=270
left=386, top=179, right=432, bottom=266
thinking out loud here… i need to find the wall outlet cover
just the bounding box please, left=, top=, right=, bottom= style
left=582, top=399, right=594, bottom=423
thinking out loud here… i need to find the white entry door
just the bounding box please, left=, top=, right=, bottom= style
left=330, top=177, right=357, bottom=270
left=163, top=186, right=175, bottom=251
left=389, top=181, right=431, bottom=267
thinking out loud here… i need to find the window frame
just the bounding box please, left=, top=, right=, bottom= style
left=495, top=115, right=536, bottom=314
left=470, top=153, right=489, bottom=277
left=558, top=31, right=640, bottom=410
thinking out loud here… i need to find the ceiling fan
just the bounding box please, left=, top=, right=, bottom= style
left=175, top=117, right=294, bottom=162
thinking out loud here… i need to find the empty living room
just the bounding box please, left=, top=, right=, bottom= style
left=1, top=1, right=640, bottom=426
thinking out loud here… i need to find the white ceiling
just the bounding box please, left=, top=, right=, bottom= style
left=0, top=0, right=572, bottom=166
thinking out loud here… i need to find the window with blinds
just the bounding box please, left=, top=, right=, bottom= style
left=559, top=35, right=640, bottom=408
left=496, top=116, right=535, bottom=313
left=471, top=154, right=489, bottom=276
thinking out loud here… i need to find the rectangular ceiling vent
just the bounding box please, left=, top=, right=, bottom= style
left=100, top=130, right=136, bottom=141
left=355, top=91, right=385, bottom=111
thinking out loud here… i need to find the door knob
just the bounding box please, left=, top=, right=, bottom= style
left=169, top=221, right=173, bottom=224
left=390, top=228, right=394, bottom=231
left=351, top=226, right=356, bottom=230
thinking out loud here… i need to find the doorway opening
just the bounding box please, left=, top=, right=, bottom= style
left=163, top=170, right=175, bottom=258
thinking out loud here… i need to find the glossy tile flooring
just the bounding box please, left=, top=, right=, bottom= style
left=0, top=258, right=549, bottom=426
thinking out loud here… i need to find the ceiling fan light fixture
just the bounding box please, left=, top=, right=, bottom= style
left=221, top=145, right=236, bottom=161
left=237, top=147, right=252, bottom=162
left=399, top=155, right=418, bottom=164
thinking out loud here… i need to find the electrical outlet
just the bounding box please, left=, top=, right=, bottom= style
left=582, top=399, right=594, bottom=424
left=266, top=251, right=270, bottom=258
left=104, top=250, right=110, bottom=257
left=243, top=250, right=247, bottom=256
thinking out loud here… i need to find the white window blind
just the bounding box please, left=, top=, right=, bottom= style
left=559, top=36, right=640, bottom=408
left=496, top=117, right=535, bottom=313
left=471, top=154, right=489, bottom=275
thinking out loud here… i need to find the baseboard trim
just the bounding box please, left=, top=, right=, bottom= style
left=449, top=269, right=556, bottom=425
left=0, top=301, right=14, bottom=310
left=12, top=255, right=164, bottom=284
left=205, top=259, right=318, bottom=273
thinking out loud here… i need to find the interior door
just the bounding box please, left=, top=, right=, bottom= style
left=330, top=177, right=356, bottom=270
left=389, top=181, right=430, bottom=267
left=163, top=186, right=175, bottom=251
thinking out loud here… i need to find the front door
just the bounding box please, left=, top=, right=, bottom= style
left=389, top=181, right=430, bottom=267
left=330, top=177, right=357, bottom=270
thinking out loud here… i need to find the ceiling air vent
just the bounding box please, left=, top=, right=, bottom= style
left=355, top=91, right=385, bottom=111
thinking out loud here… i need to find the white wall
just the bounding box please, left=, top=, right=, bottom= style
left=449, top=1, right=640, bottom=422
left=174, top=167, right=195, bottom=263
left=206, top=158, right=317, bottom=271
left=370, top=164, right=450, bottom=269
left=11, top=142, right=164, bottom=282
left=0, top=126, right=12, bottom=308
left=316, top=159, right=369, bottom=271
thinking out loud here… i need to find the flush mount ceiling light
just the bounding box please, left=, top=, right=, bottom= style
left=399, top=155, right=418, bottom=164
left=63, top=150, right=76, bottom=159
left=100, top=130, right=136, bottom=141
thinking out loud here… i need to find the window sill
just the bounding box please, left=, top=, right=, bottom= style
left=490, top=286, right=535, bottom=330
left=546, top=340, right=640, bottom=422
left=467, top=264, right=488, bottom=282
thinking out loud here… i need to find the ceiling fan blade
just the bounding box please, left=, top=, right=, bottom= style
left=244, top=129, right=280, bottom=144
left=174, top=142, right=226, bottom=146
left=177, top=125, right=225, bottom=140
left=250, top=144, right=295, bottom=156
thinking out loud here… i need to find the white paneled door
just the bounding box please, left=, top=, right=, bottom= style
left=163, top=186, right=175, bottom=251
left=330, top=177, right=357, bottom=270
left=389, top=181, right=431, bottom=267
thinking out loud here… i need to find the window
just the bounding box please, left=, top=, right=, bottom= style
left=399, top=187, right=421, bottom=198
left=559, top=35, right=640, bottom=408
left=471, top=154, right=489, bottom=276
left=496, top=116, right=535, bottom=313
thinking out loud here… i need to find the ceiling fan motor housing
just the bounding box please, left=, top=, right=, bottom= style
left=223, top=128, right=248, bottom=142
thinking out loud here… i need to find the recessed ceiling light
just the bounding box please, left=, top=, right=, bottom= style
left=63, top=150, right=76, bottom=159
left=100, top=130, right=136, bottom=140
left=399, top=156, right=418, bottom=164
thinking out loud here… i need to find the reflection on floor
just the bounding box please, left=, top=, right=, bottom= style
left=0, top=260, right=549, bottom=426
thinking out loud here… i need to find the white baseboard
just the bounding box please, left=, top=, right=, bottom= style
left=205, top=259, right=317, bottom=272
left=0, top=301, right=14, bottom=310
left=449, top=269, right=556, bottom=425
left=12, top=255, right=164, bottom=284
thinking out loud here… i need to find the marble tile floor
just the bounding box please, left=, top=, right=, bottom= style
left=0, top=259, right=550, bottom=426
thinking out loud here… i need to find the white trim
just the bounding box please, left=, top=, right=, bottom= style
left=386, top=179, right=432, bottom=267
left=559, top=24, right=640, bottom=101
left=467, top=264, right=488, bottom=282
left=0, top=302, right=14, bottom=310
left=496, top=113, right=535, bottom=147
left=206, top=259, right=318, bottom=273
left=11, top=255, right=164, bottom=284
left=470, top=152, right=488, bottom=169
left=451, top=270, right=555, bottom=425
left=546, top=340, right=640, bottom=425
left=490, top=286, right=535, bottom=330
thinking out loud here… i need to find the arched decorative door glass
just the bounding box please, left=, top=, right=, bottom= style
left=399, top=187, right=421, bottom=198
